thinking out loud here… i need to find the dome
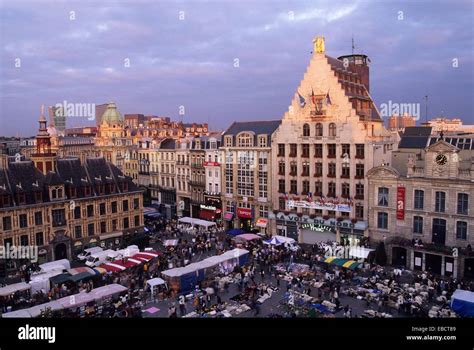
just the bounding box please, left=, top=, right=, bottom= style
left=101, top=102, right=123, bottom=125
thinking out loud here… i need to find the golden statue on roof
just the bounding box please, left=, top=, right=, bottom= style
left=313, top=36, right=325, bottom=54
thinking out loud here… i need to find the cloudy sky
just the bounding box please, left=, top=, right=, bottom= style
left=0, top=0, right=473, bottom=136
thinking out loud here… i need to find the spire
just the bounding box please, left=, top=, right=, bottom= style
left=39, top=104, right=46, bottom=122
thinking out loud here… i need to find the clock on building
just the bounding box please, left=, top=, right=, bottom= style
left=435, top=153, right=448, bottom=166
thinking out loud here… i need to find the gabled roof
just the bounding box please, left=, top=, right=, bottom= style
left=223, top=120, right=281, bottom=136
left=44, top=171, right=63, bottom=186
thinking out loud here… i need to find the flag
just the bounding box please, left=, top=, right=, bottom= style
left=325, top=90, right=332, bottom=105
left=298, top=93, right=306, bottom=107
left=285, top=192, right=289, bottom=200
left=311, top=88, right=316, bottom=105
left=307, top=192, right=313, bottom=202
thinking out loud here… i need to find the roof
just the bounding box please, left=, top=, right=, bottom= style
left=223, top=120, right=281, bottom=137
left=159, top=138, right=176, bottom=150
left=399, top=127, right=433, bottom=149
left=44, top=171, right=63, bottom=186
left=100, top=102, right=122, bottom=124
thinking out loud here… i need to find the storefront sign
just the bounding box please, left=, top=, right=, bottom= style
left=301, top=223, right=335, bottom=233
left=255, top=218, right=268, bottom=228
left=237, top=208, right=252, bottom=218
left=414, top=257, right=422, bottom=267
left=200, top=204, right=217, bottom=211
left=287, top=200, right=351, bottom=213
left=203, top=161, right=220, bottom=166
left=396, top=187, right=406, bottom=220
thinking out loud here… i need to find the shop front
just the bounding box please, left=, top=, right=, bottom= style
left=255, top=218, right=268, bottom=235
left=199, top=203, right=222, bottom=224
left=410, top=249, right=459, bottom=277
left=99, top=232, right=123, bottom=250
left=270, top=212, right=368, bottom=245
left=236, top=208, right=252, bottom=231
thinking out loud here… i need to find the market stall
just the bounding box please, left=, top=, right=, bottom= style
left=146, top=278, right=168, bottom=298
left=323, top=257, right=361, bottom=270
left=450, top=289, right=474, bottom=317
left=0, top=282, right=31, bottom=297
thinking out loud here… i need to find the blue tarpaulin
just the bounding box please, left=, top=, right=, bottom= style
left=227, top=229, right=245, bottom=236
left=451, top=289, right=474, bottom=317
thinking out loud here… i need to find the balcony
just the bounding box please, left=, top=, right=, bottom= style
left=354, top=194, right=364, bottom=200
left=289, top=171, right=297, bottom=177
left=341, top=174, right=350, bottom=179
left=314, top=173, right=322, bottom=177
left=327, top=173, right=336, bottom=178
left=327, top=154, right=336, bottom=159
left=355, top=154, right=365, bottom=159
left=277, top=153, right=285, bottom=157
left=301, top=172, right=310, bottom=177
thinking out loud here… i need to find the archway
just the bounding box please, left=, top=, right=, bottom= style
left=54, top=243, right=68, bottom=260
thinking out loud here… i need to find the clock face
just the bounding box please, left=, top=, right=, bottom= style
left=435, top=153, right=448, bottom=166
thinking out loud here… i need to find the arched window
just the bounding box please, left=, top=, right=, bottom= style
left=237, top=133, right=253, bottom=147
left=315, top=123, right=323, bottom=137
left=303, top=123, right=310, bottom=137
left=329, top=123, right=337, bottom=137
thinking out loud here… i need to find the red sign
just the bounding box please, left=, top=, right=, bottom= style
left=203, top=161, right=220, bottom=167
left=396, top=186, right=406, bottom=220
left=237, top=208, right=252, bottom=219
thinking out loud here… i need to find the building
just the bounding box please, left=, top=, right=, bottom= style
left=387, top=114, right=417, bottom=132
left=221, top=120, right=281, bottom=232
left=156, top=138, right=177, bottom=219
left=175, top=139, right=192, bottom=217
left=189, top=138, right=206, bottom=218
left=48, top=106, right=66, bottom=135
left=423, top=117, right=474, bottom=134
left=202, top=134, right=222, bottom=223
left=0, top=156, right=143, bottom=267
left=124, top=114, right=146, bottom=128
left=269, top=37, right=396, bottom=244
left=367, top=133, right=474, bottom=278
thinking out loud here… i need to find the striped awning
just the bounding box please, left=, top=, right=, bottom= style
left=323, top=257, right=361, bottom=270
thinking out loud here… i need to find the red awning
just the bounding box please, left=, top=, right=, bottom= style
left=199, top=209, right=215, bottom=220
left=112, top=259, right=139, bottom=269
left=99, top=263, right=126, bottom=273
left=224, top=212, right=234, bottom=220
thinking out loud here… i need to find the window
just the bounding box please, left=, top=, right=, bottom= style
left=378, top=187, right=389, bottom=206
left=315, top=181, right=322, bottom=196
left=258, top=153, right=268, bottom=198
left=224, top=136, right=233, bottom=147
left=279, top=198, right=286, bottom=210
left=134, top=198, right=139, bottom=210
left=237, top=133, right=253, bottom=147
left=302, top=181, right=310, bottom=194
left=328, top=163, right=336, bottom=177
left=278, top=161, right=285, bottom=175
left=51, top=209, right=66, bottom=227
left=99, top=203, right=106, bottom=216
left=19, top=214, right=28, bottom=228
left=123, top=200, right=129, bottom=212
left=355, top=204, right=364, bottom=219
left=278, top=144, right=285, bottom=157
left=355, top=164, right=364, bottom=178
left=34, top=212, right=42, bottom=226
left=74, top=226, right=82, bottom=239
left=20, top=235, right=28, bottom=246
left=100, top=221, right=107, bottom=233
left=435, top=191, right=446, bottom=212
left=87, top=223, right=94, bottom=236
left=314, top=162, right=323, bottom=177
left=290, top=180, right=297, bottom=194
left=289, top=144, right=297, bottom=157
left=134, top=215, right=140, bottom=227
left=377, top=212, right=388, bottom=229
left=329, top=123, right=337, bottom=137
left=314, top=144, right=323, bottom=158
left=87, top=205, right=94, bottom=217
left=302, top=144, right=310, bottom=158
left=327, top=144, right=336, bottom=158
left=35, top=232, right=44, bottom=246
left=302, top=161, right=310, bottom=176
left=259, top=205, right=269, bottom=218
left=237, top=151, right=255, bottom=196
left=315, top=123, right=323, bottom=137
left=258, top=136, right=267, bottom=147
left=2, top=216, right=12, bottom=231
left=278, top=179, right=286, bottom=193
left=74, top=206, right=81, bottom=219
left=355, top=144, right=365, bottom=159
left=112, top=219, right=118, bottom=231
left=341, top=144, right=350, bottom=157
left=456, top=221, right=467, bottom=240
left=355, top=184, right=364, bottom=199
left=457, top=193, right=469, bottom=215
left=290, top=162, right=297, bottom=176
left=413, top=216, right=423, bottom=234
left=341, top=183, right=350, bottom=198
left=414, top=190, right=424, bottom=210
left=328, top=182, right=336, bottom=197
left=111, top=201, right=118, bottom=213
left=123, top=217, right=130, bottom=229
left=303, top=124, right=310, bottom=137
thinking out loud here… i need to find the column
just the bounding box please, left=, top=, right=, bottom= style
left=441, top=255, right=445, bottom=276
left=409, top=249, right=415, bottom=270
left=422, top=252, right=426, bottom=272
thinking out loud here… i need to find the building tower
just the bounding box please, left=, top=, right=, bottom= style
left=31, top=105, right=57, bottom=175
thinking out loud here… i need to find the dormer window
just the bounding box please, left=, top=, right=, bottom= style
left=84, top=185, right=91, bottom=196
left=0, top=194, right=11, bottom=208
left=34, top=191, right=43, bottom=203
left=224, top=136, right=233, bottom=147
left=50, top=187, right=63, bottom=200
left=68, top=186, right=76, bottom=199
left=121, top=181, right=129, bottom=192
left=16, top=192, right=26, bottom=205
left=237, top=133, right=253, bottom=147
left=258, top=135, right=267, bottom=147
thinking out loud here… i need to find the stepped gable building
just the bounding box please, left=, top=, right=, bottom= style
left=269, top=36, right=396, bottom=245
left=221, top=120, right=281, bottom=232
left=0, top=156, right=143, bottom=267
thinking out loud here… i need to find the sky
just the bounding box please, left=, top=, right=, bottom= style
left=0, top=0, right=473, bottom=136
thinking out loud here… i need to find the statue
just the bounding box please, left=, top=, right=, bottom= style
left=313, top=36, right=325, bottom=54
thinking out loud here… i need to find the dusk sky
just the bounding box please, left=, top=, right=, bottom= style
left=1, top=0, right=473, bottom=136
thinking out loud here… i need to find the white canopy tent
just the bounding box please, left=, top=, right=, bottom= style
left=178, top=217, right=216, bottom=228
left=2, top=309, right=31, bottom=318
left=39, top=259, right=71, bottom=273
left=0, top=282, right=31, bottom=297
left=349, top=247, right=375, bottom=259
left=146, top=277, right=167, bottom=297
